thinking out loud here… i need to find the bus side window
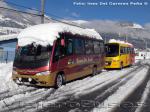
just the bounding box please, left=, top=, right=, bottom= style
left=36, top=45, right=42, bottom=55
left=85, top=40, right=89, bottom=54
left=123, top=47, right=126, bottom=54
left=66, top=38, right=73, bottom=55
left=126, top=47, right=128, bottom=54
left=132, top=48, right=135, bottom=54
left=130, top=48, right=132, bottom=54
left=74, top=38, right=85, bottom=55
left=120, top=47, right=124, bottom=54
left=124, top=47, right=127, bottom=54
left=129, top=48, right=131, bottom=54
left=53, top=45, right=60, bottom=62
left=127, top=47, right=130, bottom=54
left=94, top=41, right=100, bottom=54
left=56, top=37, right=74, bottom=57
left=53, top=39, right=64, bottom=62
left=85, top=40, right=93, bottom=55
left=100, top=42, right=104, bottom=54
left=89, top=40, right=94, bottom=54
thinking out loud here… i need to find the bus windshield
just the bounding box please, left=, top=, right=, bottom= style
left=105, top=44, right=119, bottom=57
left=13, top=43, right=52, bottom=69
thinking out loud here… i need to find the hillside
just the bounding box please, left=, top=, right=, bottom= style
left=0, top=1, right=150, bottom=49
left=0, top=1, right=51, bottom=35
left=73, top=20, right=150, bottom=49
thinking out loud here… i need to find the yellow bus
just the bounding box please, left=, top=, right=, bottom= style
left=105, top=40, right=135, bottom=69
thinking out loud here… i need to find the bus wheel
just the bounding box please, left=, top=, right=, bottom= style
left=55, top=74, right=64, bottom=89
left=120, top=62, right=123, bottom=70
left=92, top=67, right=97, bottom=76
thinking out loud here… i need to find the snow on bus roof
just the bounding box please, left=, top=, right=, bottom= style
left=17, top=23, right=102, bottom=46
left=109, top=39, right=133, bottom=46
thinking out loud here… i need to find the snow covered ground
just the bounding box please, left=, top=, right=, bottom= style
left=0, top=60, right=149, bottom=112
left=92, top=65, right=149, bottom=112
left=0, top=62, right=17, bottom=91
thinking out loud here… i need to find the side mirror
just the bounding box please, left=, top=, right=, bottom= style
left=61, top=39, right=65, bottom=47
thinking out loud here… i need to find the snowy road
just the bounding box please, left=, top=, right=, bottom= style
left=0, top=60, right=150, bottom=112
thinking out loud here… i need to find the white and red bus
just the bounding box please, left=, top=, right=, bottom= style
left=12, top=23, right=105, bottom=88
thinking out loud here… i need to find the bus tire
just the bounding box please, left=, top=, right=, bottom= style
left=92, top=66, right=97, bottom=76
left=120, top=62, right=123, bottom=70
left=54, top=74, right=64, bottom=89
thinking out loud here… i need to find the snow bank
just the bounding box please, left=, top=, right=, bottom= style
left=0, top=62, right=18, bottom=91
left=0, top=34, right=18, bottom=41
left=18, top=23, right=102, bottom=46
left=109, top=39, right=133, bottom=46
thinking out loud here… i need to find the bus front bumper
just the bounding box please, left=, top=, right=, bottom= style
left=105, top=61, right=121, bottom=69
left=12, top=72, right=56, bottom=87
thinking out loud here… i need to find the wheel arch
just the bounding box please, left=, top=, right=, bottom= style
left=56, top=71, right=66, bottom=82
left=93, top=64, right=97, bottom=68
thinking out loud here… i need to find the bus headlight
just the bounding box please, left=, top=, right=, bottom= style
left=36, top=71, right=50, bottom=76
left=12, top=70, right=18, bottom=75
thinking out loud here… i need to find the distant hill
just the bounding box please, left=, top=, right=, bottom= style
left=0, top=1, right=150, bottom=49
left=73, top=20, right=150, bottom=49
left=0, top=1, right=51, bottom=35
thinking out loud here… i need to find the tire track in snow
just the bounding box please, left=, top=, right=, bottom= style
left=39, top=64, right=143, bottom=112
left=135, top=63, right=150, bottom=112
left=135, top=80, right=150, bottom=112
left=58, top=66, right=137, bottom=99
left=0, top=86, right=38, bottom=101
left=6, top=89, right=56, bottom=112
left=112, top=64, right=150, bottom=112
left=137, top=82, right=150, bottom=112
left=65, top=65, right=145, bottom=112
left=0, top=88, right=55, bottom=112
left=92, top=64, right=149, bottom=112
left=0, top=90, right=9, bottom=96
left=56, top=70, right=119, bottom=96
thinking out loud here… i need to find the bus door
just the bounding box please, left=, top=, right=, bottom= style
left=100, top=41, right=105, bottom=68
left=120, top=46, right=126, bottom=67
left=125, top=47, right=128, bottom=66
left=121, top=47, right=128, bottom=66
left=52, top=37, right=76, bottom=81
left=127, top=47, right=131, bottom=65
left=64, top=37, right=78, bottom=81
left=130, top=48, right=135, bottom=64
left=73, top=38, right=87, bottom=78
left=125, top=47, right=130, bottom=66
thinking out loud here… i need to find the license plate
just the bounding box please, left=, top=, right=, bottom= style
left=22, top=82, right=31, bottom=85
